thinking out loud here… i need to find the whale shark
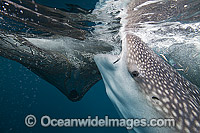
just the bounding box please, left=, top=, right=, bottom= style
left=0, top=0, right=200, bottom=132
left=95, top=33, right=200, bottom=132
left=0, top=0, right=200, bottom=110
left=95, top=0, right=200, bottom=132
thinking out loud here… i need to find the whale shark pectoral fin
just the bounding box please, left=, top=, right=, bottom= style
left=0, top=34, right=103, bottom=102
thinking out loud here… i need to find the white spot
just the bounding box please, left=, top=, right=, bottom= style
left=162, top=97, right=170, bottom=103
left=147, top=84, right=152, bottom=89
left=172, top=103, right=176, bottom=109
left=160, top=86, right=163, bottom=91
left=157, top=89, right=162, bottom=94
left=184, top=127, right=190, bottom=133
left=170, top=82, right=174, bottom=86
left=192, top=110, right=197, bottom=117
left=165, top=89, right=169, bottom=95
left=184, top=106, right=188, bottom=113
left=142, top=82, right=146, bottom=87
left=156, top=84, right=159, bottom=88
left=170, top=89, right=174, bottom=94
left=163, top=107, right=169, bottom=113
left=176, top=95, right=180, bottom=100
left=176, top=123, right=182, bottom=130
left=166, top=104, right=170, bottom=109
left=172, top=110, right=177, bottom=117
left=190, top=114, right=194, bottom=121
left=174, top=98, right=178, bottom=104
left=5, top=2, right=9, bottom=6
left=195, top=120, right=200, bottom=127
left=179, top=109, right=183, bottom=115
left=183, top=102, right=187, bottom=108
left=193, top=127, right=198, bottom=132
left=184, top=119, right=190, bottom=126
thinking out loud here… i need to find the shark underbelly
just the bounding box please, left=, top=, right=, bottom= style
left=94, top=53, right=176, bottom=133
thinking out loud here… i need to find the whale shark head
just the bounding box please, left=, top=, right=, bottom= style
left=94, top=34, right=200, bottom=133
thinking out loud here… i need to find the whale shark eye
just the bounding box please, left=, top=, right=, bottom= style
left=131, top=71, right=139, bottom=77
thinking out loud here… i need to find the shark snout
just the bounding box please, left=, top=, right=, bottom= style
left=94, top=54, right=120, bottom=71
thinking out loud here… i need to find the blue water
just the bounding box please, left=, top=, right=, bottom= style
left=0, top=0, right=126, bottom=132
left=35, top=0, right=99, bottom=10
left=0, top=57, right=126, bottom=133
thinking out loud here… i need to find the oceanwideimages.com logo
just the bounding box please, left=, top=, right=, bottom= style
left=25, top=115, right=175, bottom=129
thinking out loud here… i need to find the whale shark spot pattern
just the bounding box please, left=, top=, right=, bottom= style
left=126, top=34, right=200, bottom=133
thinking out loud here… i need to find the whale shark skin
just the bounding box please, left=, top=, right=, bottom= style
left=95, top=0, right=200, bottom=132
left=0, top=0, right=200, bottom=105
left=94, top=33, right=200, bottom=133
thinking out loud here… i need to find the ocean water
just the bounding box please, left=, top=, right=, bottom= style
left=0, top=0, right=126, bottom=132
left=1, top=0, right=200, bottom=133
left=0, top=56, right=126, bottom=133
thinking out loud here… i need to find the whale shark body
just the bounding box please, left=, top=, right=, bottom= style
left=0, top=0, right=200, bottom=132
left=95, top=0, right=200, bottom=132
left=95, top=33, right=200, bottom=132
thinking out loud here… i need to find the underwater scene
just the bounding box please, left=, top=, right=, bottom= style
left=0, top=0, right=200, bottom=133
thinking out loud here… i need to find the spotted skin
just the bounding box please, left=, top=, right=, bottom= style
left=126, top=34, right=200, bottom=133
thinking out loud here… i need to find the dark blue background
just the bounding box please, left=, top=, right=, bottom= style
left=35, top=0, right=99, bottom=10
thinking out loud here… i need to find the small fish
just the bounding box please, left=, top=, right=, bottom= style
left=160, top=54, right=168, bottom=62
left=193, top=53, right=199, bottom=58
left=184, top=66, right=189, bottom=73
left=176, top=68, right=184, bottom=72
